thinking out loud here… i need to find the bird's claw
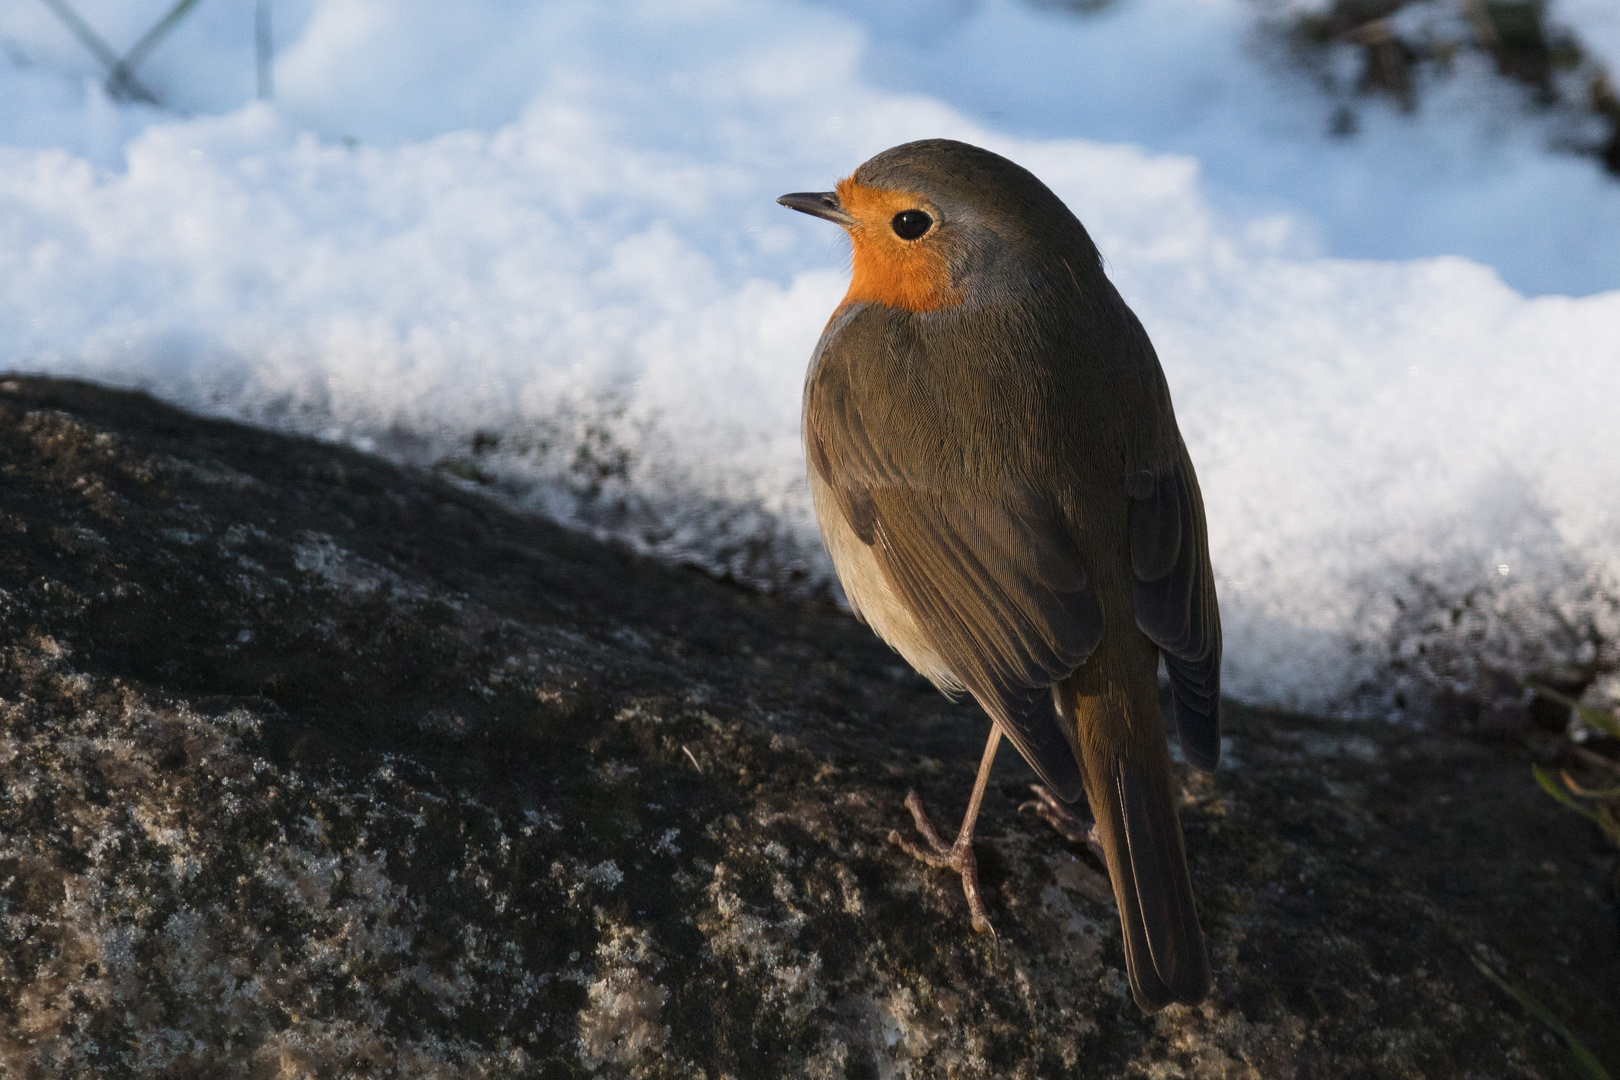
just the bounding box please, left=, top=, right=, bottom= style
left=1019, top=784, right=1106, bottom=864
left=889, top=790, right=995, bottom=935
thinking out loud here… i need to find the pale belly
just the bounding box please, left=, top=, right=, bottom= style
left=810, top=472, right=964, bottom=697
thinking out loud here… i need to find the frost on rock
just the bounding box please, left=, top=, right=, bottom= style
left=700, top=856, right=825, bottom=1029
left=577, top=922, right=669, bottom=1072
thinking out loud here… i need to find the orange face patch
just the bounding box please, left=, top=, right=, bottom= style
left=835, top=179, right=962, bottom=312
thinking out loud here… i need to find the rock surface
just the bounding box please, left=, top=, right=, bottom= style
left=0, top=375, right=1615, bottom=1078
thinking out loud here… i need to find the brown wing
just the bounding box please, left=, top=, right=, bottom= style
left=807, top=311, right=1102, bottom=799
left=1129, top=448, right=1221, bottom=771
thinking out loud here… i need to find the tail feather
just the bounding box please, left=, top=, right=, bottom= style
left=1087, top=751, right=1210, bottom=1011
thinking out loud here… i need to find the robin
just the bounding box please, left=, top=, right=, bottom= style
left=777, top=139, right=1220, bottom=1012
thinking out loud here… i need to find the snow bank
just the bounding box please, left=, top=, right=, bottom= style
left=2, top=0, right=1618, bottom=715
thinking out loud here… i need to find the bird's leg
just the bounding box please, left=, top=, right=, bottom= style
left=889, top=725, right=1003, bottom=934
left=1019, top=784, right=1106, bottom=865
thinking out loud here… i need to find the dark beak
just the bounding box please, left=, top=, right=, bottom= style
left=777, top=191, right=856, bottom=227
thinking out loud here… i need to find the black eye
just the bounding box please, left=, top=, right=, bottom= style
left=890, top=209, right=933, bottom=240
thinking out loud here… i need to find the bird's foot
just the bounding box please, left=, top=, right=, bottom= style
left=1020, top=784, right=1106, bottom=865
left=888, top=790, right=995, bottom=935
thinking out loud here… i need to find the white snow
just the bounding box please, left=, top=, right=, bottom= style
left=2, top=0, right=1618, bottom=715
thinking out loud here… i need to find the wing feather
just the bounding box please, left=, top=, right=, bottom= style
left=1130, top=457, right=1222, bottom=771
left=807, top=311, right=1102, bottom=799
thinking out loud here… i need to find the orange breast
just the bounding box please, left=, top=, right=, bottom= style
left=836, top=179, right=963, bottom=312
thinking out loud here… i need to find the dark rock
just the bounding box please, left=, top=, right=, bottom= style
left=0, top=375, right=1615, bottom=1077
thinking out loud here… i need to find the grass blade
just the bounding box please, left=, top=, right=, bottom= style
left=1528, top=683, right=1620, bottom=739
left=1472, top=957, right=1613, bottom=1080
left=1533, top=764, right=1601, bottom=821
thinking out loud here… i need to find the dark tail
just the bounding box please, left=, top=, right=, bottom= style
left=1082, top=736, right=1210, bottom=1011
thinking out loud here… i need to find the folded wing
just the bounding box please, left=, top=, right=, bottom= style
left=1128, top=456, right=1222, bottom=771
left=807, top=317, right=1102, bottom=799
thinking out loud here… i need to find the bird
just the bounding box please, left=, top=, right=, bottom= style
left=777, top=139, right=1221, bottom=1012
